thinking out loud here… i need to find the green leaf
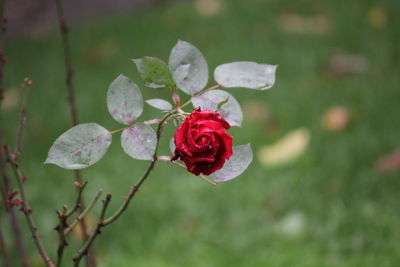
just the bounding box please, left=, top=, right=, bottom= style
left=121, top=124, right=157, bottom=160
left=214, top=61, right=277, bottom=90
left=211, top=144, right=253, bottom=182
left=133, top=57, right=173, bottom=89
left=107, top=74, right=143, bottom=125
left=45, top=123, right=112, bottom=170
left=169, top=40, right=209, bottom=95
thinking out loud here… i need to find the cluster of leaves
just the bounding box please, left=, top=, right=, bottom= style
left=45, top=40, right=276, bottom=183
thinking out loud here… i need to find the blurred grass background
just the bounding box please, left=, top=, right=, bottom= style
left=2, top=0, right=400, bottom=266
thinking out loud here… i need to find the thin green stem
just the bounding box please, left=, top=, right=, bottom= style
left=65, top=181, right=88, bottom=217
left=108, top=128, right=125, bottom=135
left=171, top=161, right=217, bottom=186
left=180, top=84, right=221, bottom=109
left=64, top=189, right=103, bottom=236
left=72, top=194, right=112, bottom=266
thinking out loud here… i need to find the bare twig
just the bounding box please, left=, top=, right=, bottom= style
left=0, top=218, right=11, bottom=267
left=14, top=78, right=31, bottom=160
left=0, top=0, right=6, bottom=104
left=65, top=181, right=88, bottom=217
left=54, top=0, right=79, bottom=126
left=14, top=106, right=26, bottom=159
left=55, top=207, right=68, bottom=267
left=0, top=2, right=30, bottom=264
left=54, top=181, right=89, bottom=267
left=72, top=194, right=112, bottom=266
left=0, top=159, right=30, bottom=267
left=54, top=2, right=93, bottom=265
left=4, top=145, right=55, bottom=267
left=64, top=189, right=103, bottom=236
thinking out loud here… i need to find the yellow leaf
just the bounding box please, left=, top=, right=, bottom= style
left=258, top=128, right=310, bottom=167
left=368, top=8, right=388, bottom=29
left=195, top=0, right=222, bottom=16
left=321, top=106, right=350, bottom=132
left=1, top=88, right=20, bottom=111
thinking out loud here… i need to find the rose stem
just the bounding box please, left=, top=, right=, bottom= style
left=171, top=161, right=218, bottom=186
left=72, top=112, right=174, bottom=266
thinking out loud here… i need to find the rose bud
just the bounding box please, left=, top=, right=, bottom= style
left=171, top=108, right=233, bottom=176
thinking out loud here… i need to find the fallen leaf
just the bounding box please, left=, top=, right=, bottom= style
left=243, top=100, right=270, bottom=122
left=243, top=100, right=278, bottom=134
left=321, top=106, right=350, bottom=132
left=1, top=87, right=20, bottom=110
left=180, top=217, right=202, bottom=232
left=258, top=128, right=310, bottom=167
left=368, top=7, right=388, bottom=29
left=195, top=0, right=222, bottom=16
left=72, top=215, right=95, bottom=241
left=278, top=13, right=330, bottom=34
left=276, top=211, right=306, bottom=237
left=378, top=150, right=400, bottom=172
left=84, top=39, right=118, bottom=65
left=327, top=54, right=369, bottom=76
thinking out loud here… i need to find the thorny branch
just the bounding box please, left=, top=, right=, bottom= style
left=64, top=188, right=103, bottom=236
left=54, top=1, right=93, bottom=265
left=0, top=0, right=6, bottom=104
left=14, top=78, right=31, bottom=160
left=55, top=181, right=92, bottom=266
left=0, top=221, right=11, bottom=267
left=72, top=194, right=112, bottom=266
left=0, top=152, right=30, bottom=267
left=71, top=112, right=174, bottom=266
left=4, top=145, right=55, bottom=267
left=55, top=207, right=68, bottom=267
left=54, top=0, right=79, bottom=126
left=0, top=2, right=31, bottom=265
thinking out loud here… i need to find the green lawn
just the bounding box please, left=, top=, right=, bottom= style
left=2, top=0, right=400, bottom=266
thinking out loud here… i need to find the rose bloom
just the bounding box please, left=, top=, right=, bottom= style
left=172, top=108, right=233, bottom=176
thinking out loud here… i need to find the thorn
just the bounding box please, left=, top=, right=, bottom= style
left=23, top=207, right=32, bottom=214
left=130, top=185, right=139, bottom=193
left=10, top=153, right=17, bottom=162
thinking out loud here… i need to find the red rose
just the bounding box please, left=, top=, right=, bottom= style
left=172, top=108, right=233, bottom=176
